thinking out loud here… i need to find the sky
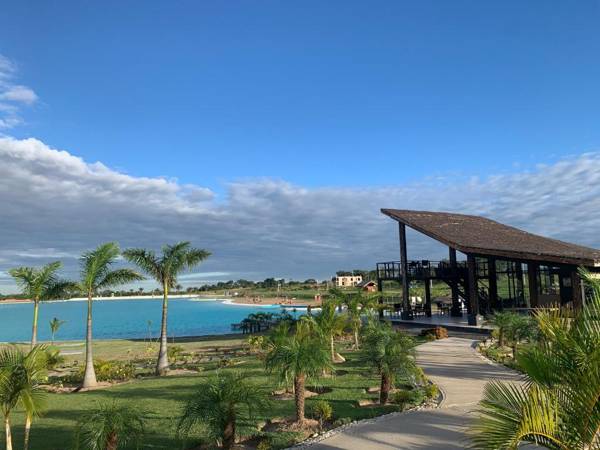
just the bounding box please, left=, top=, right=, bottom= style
left=1, top=1, right=600, bottom=292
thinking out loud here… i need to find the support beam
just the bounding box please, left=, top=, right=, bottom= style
left=572, top=270, right=583, bottom=309
left=424, top=280, right=432, bottom=318
left=399, top=223, right=412, bottom=320
left=467, top=254, right=481, bottom=325
left=377, top=279, right=384, bottom=320
left=527, top=262, right=539, bottom=308
left=516, top=262, right=525, bottom=307
left=488, top=257, right=498, bottom=311
left=449, top=247, right=462, bottom=317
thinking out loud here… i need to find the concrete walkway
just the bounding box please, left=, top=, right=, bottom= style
left=311, top=337, right=522, bottom=450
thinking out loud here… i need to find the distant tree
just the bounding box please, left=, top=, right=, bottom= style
left=78, top=243, right=143, bottom=388
left=49, top=318, right=66, bottom=345
left=123, top=242, right=210, bottom=375
left=9, top=262, right=75, bottom=348
left=307, top=302, right=347, bottom=361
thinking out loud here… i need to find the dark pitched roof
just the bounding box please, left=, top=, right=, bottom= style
left=381, top=209, right=600, bottom=267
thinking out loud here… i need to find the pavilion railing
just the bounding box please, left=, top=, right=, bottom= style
left=376, top=260, right=470, bottom=280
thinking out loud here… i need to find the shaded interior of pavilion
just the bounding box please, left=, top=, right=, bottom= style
left=375, top=209, right=600, bottom=327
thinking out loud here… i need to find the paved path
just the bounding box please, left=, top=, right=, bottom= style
left=311, top=337, right=522, bottom=450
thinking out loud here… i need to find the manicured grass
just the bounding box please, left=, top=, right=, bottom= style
left=2, top=343, right=415, bottom=450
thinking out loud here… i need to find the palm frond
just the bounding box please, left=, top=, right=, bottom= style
left=122, top=248, right=162, bottom=282
left=96, top=268, right=144, bottom=290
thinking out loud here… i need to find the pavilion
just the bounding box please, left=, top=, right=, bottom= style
left=376, top=209, right=600, bottom=325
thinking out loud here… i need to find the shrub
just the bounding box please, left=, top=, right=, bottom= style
left=167, top=345, right=185, bottom=363
left=391, top=389, right=412, bottom=406
left=310, top=400, right=333, bottom=430
left=333, top=417, right=352, bottom=427
left=257, top=439, right=272, bottom=450
left=424, top=384, right=439, bottom=399
left=419, top=326, right=448, bottom=340
left=61, top=360, right=136, bottom=384
left=45, top=346, right=65, bottom=369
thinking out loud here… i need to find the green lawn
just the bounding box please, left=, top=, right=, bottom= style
left=2, top=342, right=419, bottom=450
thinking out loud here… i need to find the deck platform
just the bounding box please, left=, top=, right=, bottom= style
left=387, top=313, right=493, bottom=335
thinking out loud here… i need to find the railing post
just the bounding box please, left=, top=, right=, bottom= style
left=450, top=247, right=462, bottom=317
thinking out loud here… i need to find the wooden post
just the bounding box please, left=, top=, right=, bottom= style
left=516, top=263, right=525, bottom=307
left=572, top=270, right=583, bottom=309
left=377, top=279, right=384, bottom=320
left=399, top=223, right=412, bottom=320
left=527, top=262, right=539, bottom=308
left=488, top=257, right=498, bottom=311
left=449, top=247, right=462, bottom=317
left=467, top=254, right=480, bottom=325
left=424, top=280, right=432, bottom=318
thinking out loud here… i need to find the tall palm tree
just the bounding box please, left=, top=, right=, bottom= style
left=265, top=321, right=331, bottom=423
left=123, top=242, right=210, bottom=375
left=8, top=262, right=75, bottom=348
left=178, top=372, right=270, bottom=450
left=361, top=321, right=417, bottom=404
left=307, top=302, right=347, bottom=361
left=78, top=243, right=143, bottom=389
left=469, top=268, right=600, bottom=450
left=73, top=401, right=145, bottom=450
left=0, top=345, right=48, bottom=450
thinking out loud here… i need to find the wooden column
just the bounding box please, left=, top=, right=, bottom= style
left=467, top=254, right=480, bottom=325
left=399, top=223, right=412, bottom=320
left=527, top=262, right=539, bottom=308
left=449, top=247, right=462, bottom=317
left=424, top=280, right=432, bottom=317
left=488, top=257, right=498, bottom=311
left=516, top=263, right=525, bottom=307
left=572, top=270, right=583, bottom=309
left=377, top=279, right=384, bottom=320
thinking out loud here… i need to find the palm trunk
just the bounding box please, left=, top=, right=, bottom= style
left=30, top=299, right=39, bottom=349
left=353, top=327, right=359, bottom=349
left=156, top=284, right=169, bottom=376
left=222, top=413, right=236, bottom=450
left=330, top=335, right=335, bottom=361
left=294, top=373, right=306, bottom=423
left=4, top=416, right=12, bottom=450
left=23, top=414, right=31, bottom=450
left=106, top=431, right=118, bottom=450
left=498, top=329, right=504, bottom=347
left=379, top=373, right=391, bottom=405
left=82, top=293, right=97, bottom=389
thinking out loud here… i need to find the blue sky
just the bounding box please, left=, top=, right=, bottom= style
left=1, top=1, right=600, bottom=291
left=2, top=1, right=600, bottom=189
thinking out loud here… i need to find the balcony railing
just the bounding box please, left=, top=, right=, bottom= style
left=376, top=260, right=469, bottom=281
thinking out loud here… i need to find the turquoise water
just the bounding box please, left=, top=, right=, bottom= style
left=0, top=298, right=283, bottom=342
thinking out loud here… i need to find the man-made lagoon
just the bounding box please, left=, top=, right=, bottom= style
left=0, top=298, right=283, bottom=342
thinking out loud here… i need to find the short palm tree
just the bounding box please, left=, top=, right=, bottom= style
left=178, top=372, right=270, bottom=449
left=123, top=242, right=210, bottom=375
left=0, top=345, right=48, bottom=450
left=73, top=401, right=145, bottom=450
left=469, top=268, right=600, bottom=450
left=265, top=321, right=331, bottom=423
left=486, top=311, right=515, bottom=348
left=9, top=262, right=75, bottom=348
left=78, top=243, right=143, bottom=388
left=48, top=318, right=66, bottom=345
left=307, top=302, right=347, bottom=361
left=361, top=321, right=417, bottom=404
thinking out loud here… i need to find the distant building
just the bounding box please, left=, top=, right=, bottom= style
left=334, top=275, right=363, bottom=287
left=358, top=280, right=377, bottom=292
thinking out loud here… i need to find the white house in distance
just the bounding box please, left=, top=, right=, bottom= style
left=334, top=275, right=363, bottom=287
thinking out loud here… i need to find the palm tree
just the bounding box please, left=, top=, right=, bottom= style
left=0, top=345, right=48, bottom=450
left=469, top=268, right=600, bottom=450
left=73, top=401, right=145, bottom=450
left=49, top=318, right=66, bottom=345
left=265, top=321, right=331, bottom=423
left=78, top=243, right=143, bottom=389
left=8, top=262, right=75, bottom=348
left=178, top=372, right=270, bottom=449
left=361, top=321, right=417, bottom=404
left=486, top=311, right=515, bottom=348
left=123, top=242, right=210, bottom=375
left=307, top=302, right=347, bottom=361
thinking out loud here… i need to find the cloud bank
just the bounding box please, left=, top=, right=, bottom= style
left=1, top=136, right=600, bottom=292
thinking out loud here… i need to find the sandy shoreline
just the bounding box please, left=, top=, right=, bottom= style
left=0, top=294, right=219, bottom=305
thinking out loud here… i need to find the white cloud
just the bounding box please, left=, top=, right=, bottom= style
left=0, top=55, right=38, bottom=129
left=1, top=136, right=600, bottom=293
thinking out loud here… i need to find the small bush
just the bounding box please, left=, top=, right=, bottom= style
left=424, top=384, right=439, bottom=399
left=94, top=359, right=135, bottom=381
left=419, top=326, right=448, bottom=340
left=310, top=400, right=333, bottom=430
left=167, top=345, right=185, bottom=363
left=333, top=417, right=352, bottom=427
left=257, top=439, right=272, bottom=450
left=391, top=389, right=412, bottom=406
left=45, top=346, right=65, bottom=370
